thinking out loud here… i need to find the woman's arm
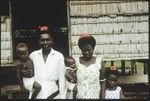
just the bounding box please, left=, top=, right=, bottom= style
left=65, top=70, right=76, bottom=83
left=99, top=59, right=106, bottom=99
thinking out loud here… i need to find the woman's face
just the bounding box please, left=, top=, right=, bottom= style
left=39, top=33, right=53, bottom=51
left=80, top=45, right=94, bottom=60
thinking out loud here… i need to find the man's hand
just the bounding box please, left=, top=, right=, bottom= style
left=22, top=70, right=32, bottom=77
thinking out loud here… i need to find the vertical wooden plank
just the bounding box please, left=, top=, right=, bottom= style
left=131, top=60, right=137, bottom=74
left=144, top=62, right=148, bottom=74
left=111, top=61, right=114, bottom=66
left=121, top=60, right=125, bottom=75
left=9, top=0, right=13, bottom=64
left=67, top=0, right=72, bottom=56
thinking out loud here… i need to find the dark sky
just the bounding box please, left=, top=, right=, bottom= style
left=1, top=0, right=67, bottom=29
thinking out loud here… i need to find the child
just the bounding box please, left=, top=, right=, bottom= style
left=16, top=43, right=41, bottom=99
left=64, top=56, right=77, bottom=99
left=105, top=66, right=125, bottom=99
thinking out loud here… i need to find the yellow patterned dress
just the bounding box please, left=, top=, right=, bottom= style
left=75, top=57, right=102, bottom=99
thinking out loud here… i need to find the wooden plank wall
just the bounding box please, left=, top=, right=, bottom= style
left=1, top=16, right=13, bottom=64
left=68, top=0, right=149, bottom=61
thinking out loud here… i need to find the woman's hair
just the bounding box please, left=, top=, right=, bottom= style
left=78, top=35, right=96, bottom=49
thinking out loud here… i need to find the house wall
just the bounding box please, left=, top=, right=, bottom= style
left=68, top=0, right=149, bottom=61
left=1, top=16, right=13, bottom=65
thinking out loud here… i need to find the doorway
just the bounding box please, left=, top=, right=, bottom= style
left=11, top=0, right=68, bottom=59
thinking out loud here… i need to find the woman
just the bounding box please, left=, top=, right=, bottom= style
left=75, top=33, right=106, bottom=99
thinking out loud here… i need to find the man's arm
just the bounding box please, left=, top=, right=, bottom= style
left=99, top=59, right=106, bottom=99
left=58, top=56, right=67, bottom=99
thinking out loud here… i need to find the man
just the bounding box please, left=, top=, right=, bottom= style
left=29, top=26, right=66, bottom=99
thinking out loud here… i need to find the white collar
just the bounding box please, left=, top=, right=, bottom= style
left=38, top=48, right=56, bottom=55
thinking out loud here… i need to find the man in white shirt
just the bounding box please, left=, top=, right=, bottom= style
left=29, top=27, right=67, bottom=99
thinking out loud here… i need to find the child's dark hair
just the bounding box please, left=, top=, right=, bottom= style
left=78, top=36, right=96, bottom=49
left=64, top=56, right=75, bottom=67
left=107, top=66, right=119, bottom=79
left=16, top=43, right=28, bottom=52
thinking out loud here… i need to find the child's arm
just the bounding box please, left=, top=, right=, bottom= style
left=99, top=59, right=106, bottom=99
left=73, top=85, right=77, bottom=99
left=16, top=63, right=25, bottom=90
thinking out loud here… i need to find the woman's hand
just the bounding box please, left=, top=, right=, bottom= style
left=65, top=71, right=77, bottom=83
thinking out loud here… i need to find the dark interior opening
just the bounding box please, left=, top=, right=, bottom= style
left=11, top=0, right=69, bottom=59
left=0, top=0, right=9, bottom=16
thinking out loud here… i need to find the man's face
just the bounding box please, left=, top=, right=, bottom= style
left=39, top=33, right=53, bottom=51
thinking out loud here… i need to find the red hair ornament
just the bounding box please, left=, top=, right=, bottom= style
left=79, top=33, right=91, bottom=39
left=110, top=66, right=118, bottom=71
left=38, top=26, right=48, bottom=31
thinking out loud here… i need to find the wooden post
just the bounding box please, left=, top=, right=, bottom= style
left=131, top=60, right=137, bottom=74
left=9, top=0, right=13, bottom=64
left=144, top=62, right=148, bottom=74
left=111, top=61, right=114, bottom=66
left=67, top=0, right=72, bottom=56
left=121, top=60, right=125, bottom=75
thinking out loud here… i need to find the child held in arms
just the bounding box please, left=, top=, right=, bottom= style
left=16, top=43, right=41, bottom=99
left=64, top=56, right=77, bottom=99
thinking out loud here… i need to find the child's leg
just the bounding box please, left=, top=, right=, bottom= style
left=31, top=81, right=41, bottom=99
left=73, top=85, right=77, bottom=99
